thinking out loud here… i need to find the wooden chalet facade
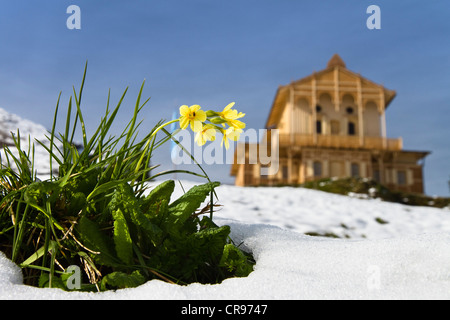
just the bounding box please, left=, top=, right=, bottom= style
left=231, top=54, right=429, bottom=194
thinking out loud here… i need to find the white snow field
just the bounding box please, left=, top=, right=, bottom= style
left=1, top=181, right=450, bottom=300
left=1, top=107, right=450, bottom=300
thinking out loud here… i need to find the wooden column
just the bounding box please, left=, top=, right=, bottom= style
left=288, top=149, right=293, bottom=184
left=290, top=85, right=295, bottom=144
left=379, top=89, right=387, bottom=149
left=288, top=86, right=295, bottom=184
left=334, top=67, right=340, bottom=111
left=323, top=159, right=329, bottom=178
left=357, top=78, right=364, bottom=147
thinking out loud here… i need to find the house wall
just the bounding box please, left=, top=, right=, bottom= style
left=364, top=101, right=381, bottom=137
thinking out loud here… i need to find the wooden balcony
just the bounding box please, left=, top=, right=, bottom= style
left=278, top=134, right=402, bottom=151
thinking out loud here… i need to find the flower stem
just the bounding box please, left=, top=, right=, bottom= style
left=151, top=119, right=179, bottom=138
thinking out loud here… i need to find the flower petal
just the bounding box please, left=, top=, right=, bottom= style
left=190, top=104, right=201, bottom=112
left=205, top=128, right=217, bottom=141
left=179, top=105, right=190, bottom=116
left=180, top=116, right=189, bottom=130
left=222, top=109, right=238, bottom=120
left=195, top=131, right=206, bottom=146
left=229, top=119, right=246, bottom=130
left=236, top=112, right=245, bottom=119
left=195, top=109, right=207, bottom=122
left=223, top=102, right=235, bottom=112
left=191, top=120, right=203, bottom=132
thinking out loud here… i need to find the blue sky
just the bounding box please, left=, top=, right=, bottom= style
left=0, top=0, right=449, bottom=196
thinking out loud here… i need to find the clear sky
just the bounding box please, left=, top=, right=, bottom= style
left=0, top=0, right=449, bottom=196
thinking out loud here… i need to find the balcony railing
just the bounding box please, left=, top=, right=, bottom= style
left=278, top=134, right=402, bottom=151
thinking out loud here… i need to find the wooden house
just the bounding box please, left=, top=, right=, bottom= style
left=231, top=54, right=429, bottom=193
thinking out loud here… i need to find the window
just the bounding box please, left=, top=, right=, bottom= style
left=351, top=163, right=360, bottom=177
left=313, top=161, right=322, bottom=177
left=282, top=166, right=289, bottom=180
left=315, top=105, right=322, bottom=113
left=346, top=107, right=354, bottom=114
left=373, top=169, right=381, bottom=183
left=397, top=170, right=407, bottom=185
left=348, top=122, right=356, bottom=135
left=316, top=120, right=322, bottom=134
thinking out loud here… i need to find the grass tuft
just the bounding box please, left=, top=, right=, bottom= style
left=0, top=64, right=254, bottom=291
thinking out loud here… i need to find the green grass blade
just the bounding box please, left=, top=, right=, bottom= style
left=49, top=92, right=61, bottom=181
left=21, top=245, right=47, bottom=266
left=72, top=87, right=87, bottom=147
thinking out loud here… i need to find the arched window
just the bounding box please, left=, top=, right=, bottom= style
left=316, top=120, right=322, bottom=134
left=348, top=122, right=356, bottom=135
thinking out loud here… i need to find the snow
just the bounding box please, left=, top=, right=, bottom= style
left=0, top=107, right=49, bottom=143
left=0, top=107, right=56, bottom=177
left=1, top=107, right=450, bottom=300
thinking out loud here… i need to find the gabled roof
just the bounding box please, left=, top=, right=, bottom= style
left=265, top=54, right=397, bottom=129
left=327, top=53, right=346, bottom=68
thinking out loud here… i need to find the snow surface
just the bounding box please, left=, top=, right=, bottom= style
left=1, top=107, right=450, bottom=300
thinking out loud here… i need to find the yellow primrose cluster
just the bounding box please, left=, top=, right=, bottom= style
left=179, top=102, right=245, bottom=149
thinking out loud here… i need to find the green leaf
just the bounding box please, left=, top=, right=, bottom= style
left=21, top=244, right=48, bottom=266
left=100, top=270, right=146, bottom=290
left=38, top=273, right=66, bottom=290
left=76, top=216, right=119, bottom=267
left=87, top=178, right=131, bottom=202
left=160, top=225, right=230, bottom=281
left=142, top=180, right=174, bottom=217
left=220, top=244, right=254, bottom=277
left=192, top=225, right=231, bottom=261
left=24, top=181, right=60, bottom=205
left=65, top=168, right=99, bottom=197
left=66, top=191, right=87, bottom=215
left=112, top=208, right=133, bottom=265
left=167, top=182, right=219, bottom=226
left=109, top=183, right=163, bottom=247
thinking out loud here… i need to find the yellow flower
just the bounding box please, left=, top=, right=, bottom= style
left=179, top=104, right=207, bottom=132
left=221, top=127, right=242, bottom=150
left=195, top=124, right=217, bottom=146
left=218, top=102, right=246, bottom=130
